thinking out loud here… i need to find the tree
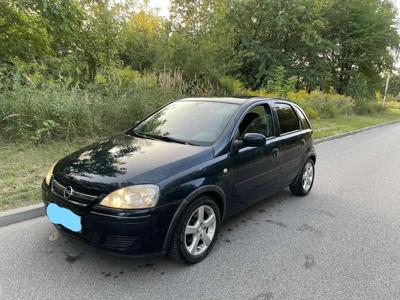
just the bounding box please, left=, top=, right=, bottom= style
left=227, top=0, right=327, bottom=90
left=0, top=0, right=52, bottom=62
left=78, top=0, right=127, bottom=76
left=227, top=0, right=399, bottom=94
left=321, top=0, right=399, bottom=95
left=25, top=0, right=84, bottom=56
left=386, top=74, right=400, bottom=97
left=166, top=0, right=233, bottom=78
left=1, top=0, right=398, bottom=93
left=120, top=9, right=167, bottom=71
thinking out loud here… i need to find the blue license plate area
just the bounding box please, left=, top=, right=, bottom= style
left=46, top=203, right=82, bottom=232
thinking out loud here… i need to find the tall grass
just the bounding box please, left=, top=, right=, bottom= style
left=0, top=67, right=390, bottom=143
left=0, top=67, right=229, bottom=143
left=0, top=81, right=173, bottom=142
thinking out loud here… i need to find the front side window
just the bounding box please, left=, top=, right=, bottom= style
left=132, top=101, right=239, bottom=146
left=275, top=103, right=300, bottom=134
left=238, top=105, right=274, bottom=138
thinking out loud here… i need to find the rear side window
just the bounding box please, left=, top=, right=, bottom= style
left=274, top=104, right=300, bottom=134
left=294, top=106, right=311, bottom=129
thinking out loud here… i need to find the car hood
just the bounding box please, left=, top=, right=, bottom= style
left=54, top=133, right=213, bottom=195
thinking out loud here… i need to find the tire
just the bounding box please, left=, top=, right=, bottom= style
left=290, top=158, right=315, bottom=196
left=169, top=195, right=220, bottom=264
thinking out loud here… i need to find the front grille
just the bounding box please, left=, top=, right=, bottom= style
left=103, top=234, right=138, bottom=251
left=51, top=179, right=98, bottom=207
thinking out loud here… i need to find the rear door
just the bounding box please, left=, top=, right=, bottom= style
left=273, top=103, right=304, bottom=186
left=293, top=104, right=313, bottom=158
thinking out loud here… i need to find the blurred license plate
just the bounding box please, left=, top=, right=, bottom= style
left=46, top=203, right=82, bottom=232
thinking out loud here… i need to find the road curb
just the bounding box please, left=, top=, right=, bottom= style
left=314, top=119, right=400, bottom=144
left=0, top=203, right=44, bottom=228
left=1, top=119, right=399, bottom=228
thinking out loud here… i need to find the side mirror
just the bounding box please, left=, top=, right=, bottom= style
left=230, top=133, right=266, bottom=155
left=132, top=120, right=140, bottom=127
left=242, top=133, right=266, bottom=147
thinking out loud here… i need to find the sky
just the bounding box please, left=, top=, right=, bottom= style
left=396, top=0, right=400, bottom=11
left=148, top=0, right=170, bottom=17
left=148, top=0, right=400, bottom=18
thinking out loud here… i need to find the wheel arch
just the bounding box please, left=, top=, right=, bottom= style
left=292, top=153, right=316, bottom=186
left=162, top=185, right=227, bottom=252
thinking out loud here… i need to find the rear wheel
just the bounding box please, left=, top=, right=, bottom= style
left=290, top=159, right=315, bottom=196
left=169, top=196, right=220, bottom=264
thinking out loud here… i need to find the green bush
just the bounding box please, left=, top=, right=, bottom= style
left=218, top=76, right=246, bottom=96
left=287, top=90, right=354, bottom=119
left=362, top=102, right=386, bottom=114
left=266, top=66, right=297, bottom=99
left=346, top=73, right=377, bottom=114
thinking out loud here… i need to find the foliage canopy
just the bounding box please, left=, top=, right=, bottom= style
left=0, top=0, right=399, bottom=95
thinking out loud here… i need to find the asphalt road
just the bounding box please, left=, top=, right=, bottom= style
left=1, top=123, right=400, bottom=300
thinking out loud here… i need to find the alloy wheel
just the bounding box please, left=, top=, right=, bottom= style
left=302, top=161, right=314, bottom=192
left=184, top=205, right=217, bottom=256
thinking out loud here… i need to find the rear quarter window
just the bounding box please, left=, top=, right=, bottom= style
left=274, top=103, right=300, bottom=134
left=293, top=106, right=311, bottom=129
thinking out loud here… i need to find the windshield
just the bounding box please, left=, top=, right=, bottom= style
left=132, top=101, right=239, bottom=146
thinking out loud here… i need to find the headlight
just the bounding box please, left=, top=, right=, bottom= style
left=99, top=185, right=160, bottom=209
left=45, top=162, right=57, bottom=186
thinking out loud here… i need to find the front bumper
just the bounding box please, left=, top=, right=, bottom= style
left=42, top=183, right=179, bottom=256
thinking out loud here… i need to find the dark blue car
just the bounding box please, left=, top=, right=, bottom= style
left=42, top=97, right=316, bottom=264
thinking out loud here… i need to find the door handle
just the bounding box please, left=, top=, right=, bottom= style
left=272, top=148, right=279, bottom=158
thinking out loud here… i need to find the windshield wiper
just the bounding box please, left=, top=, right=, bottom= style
left=129, top=131, right=155, bottom=140
left=129, top=130, right=196, bottom=145
left=147, top=134, right=197, bottom=146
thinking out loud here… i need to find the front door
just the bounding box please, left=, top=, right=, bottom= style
left=230, top=104, right=281, bottom=212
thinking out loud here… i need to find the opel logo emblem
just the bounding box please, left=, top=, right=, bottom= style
left=64, top=186, right=74, bottom=199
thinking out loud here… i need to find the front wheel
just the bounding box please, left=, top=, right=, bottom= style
left=169, top=196, right=220, bottom=264
left=290, top=159, right=315, bottom=196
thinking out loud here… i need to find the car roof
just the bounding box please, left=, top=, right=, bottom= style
left=177, top=97, right=297, bottom=106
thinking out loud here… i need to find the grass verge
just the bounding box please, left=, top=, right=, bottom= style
left=1, top=107, right=400, bottom=211
left=0, top=138, right=98, bottom=211
left=312, top=108, right=400, bottom=138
